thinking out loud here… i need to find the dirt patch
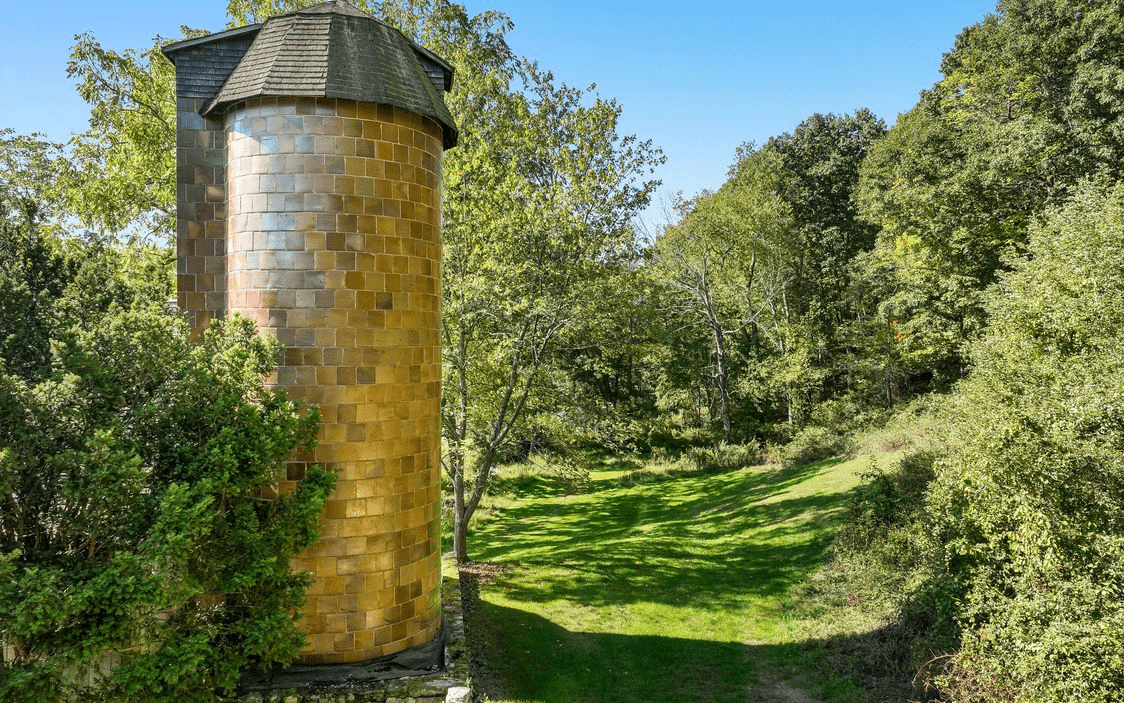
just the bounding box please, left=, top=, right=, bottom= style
left=749, top=674, right=824, bottom=703
left=457, top=560, right=510, bottom=586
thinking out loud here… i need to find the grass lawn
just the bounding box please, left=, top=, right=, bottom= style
left=459, top=454, right=884, bottom=703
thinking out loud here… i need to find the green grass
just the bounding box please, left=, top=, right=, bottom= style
left=462, top=454, right=885, bottom=703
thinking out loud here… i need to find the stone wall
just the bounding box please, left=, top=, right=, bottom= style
left=176, top=94, right=229, bottom=336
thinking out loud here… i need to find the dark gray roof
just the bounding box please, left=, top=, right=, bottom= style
left=162, top=1, right=457, bottom=148
left=162, top=26, right=261, bottom=101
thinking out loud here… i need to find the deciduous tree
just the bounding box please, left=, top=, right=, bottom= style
left=441, top=60, right=662, bottom=561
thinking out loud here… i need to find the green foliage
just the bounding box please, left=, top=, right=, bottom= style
left=652, top=147, right=793, bottom=439
left=791, top=449, right=958, bottom=701
left=682, top=441, right=760, bottom=473
left=0, top=221, right=73, bottom=383
left=769, top=426, right=852, bottom=468
left=650, top=111, right=884, bottom=443
left=855, top=0, right=1124, bottom=387
left=928, top=182, right=1124, bottom=701
left=420, top=12, right=661, bottom=560
left=0, top=222, right=334, bottom=701
left=0, top=130, right=69, bottom=228
left=65, top=33, right=178, bottom=242
left=763, top=109, right=886, bottom=329
left=837, top=453, right=937, bottom=560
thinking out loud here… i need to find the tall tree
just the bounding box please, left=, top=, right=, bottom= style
left=759, top=110, right=886, bottom=420
left=652, top=149, right=793, bottom=437
left=441, top=61, right=662, bottom=561
left=651, top=111, right=884, bottom=435
left=64, top=34, right=178, bottom=242
left=0, top=130, right=68, bottom=230
left=856, top=0, right=1124, bottom=388
left=764, top=110, right=885, bottom=330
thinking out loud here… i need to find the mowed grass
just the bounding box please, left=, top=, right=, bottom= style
left=462, top=454, right=877, bottom=703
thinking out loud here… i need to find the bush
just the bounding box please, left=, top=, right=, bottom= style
left=769, top=425, right=852, bottom=467
left=834, top=451, right=937, bottom=557
left=683, top=441, right=760, bottom=473
left=928, top=184, right=1124, bottom=701
left=794, top=450, right=959, bottom=701
left=850, top=394, right=950, bottom=456
left=0, top=225, right=335, bottom=702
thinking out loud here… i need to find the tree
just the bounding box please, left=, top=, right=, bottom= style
left=64, top=34, right=179, bottom=242
left=0, top=130, right=68, bottom=230
left=757, top=111, right=886, bottom=423
left=650, top=111, right=882, bottom=437
left=764, top=109, right=885, bottom=330
left=855, top=0, right=1124, bottom=388
left=0, top=200, right=72, bottom=384
left=441, top=60, right=662, bottom=562
left=652, top=149, right=792, bottom=438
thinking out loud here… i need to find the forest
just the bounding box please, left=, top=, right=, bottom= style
left=2, top=0, right=1124, bottom=701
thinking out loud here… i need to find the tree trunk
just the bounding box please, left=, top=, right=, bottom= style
left=451, top=455, right=470, bottom=564
left=711, top=320, right=733, bottom=441
left=884, top=362, right=894, bottom=409
left=453, top=512, right=469, bottom=564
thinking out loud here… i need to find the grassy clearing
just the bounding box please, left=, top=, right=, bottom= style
left=461, top=453, right=891, bottom=703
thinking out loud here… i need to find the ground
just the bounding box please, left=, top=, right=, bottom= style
left=456, top=454, right=894, bottom=703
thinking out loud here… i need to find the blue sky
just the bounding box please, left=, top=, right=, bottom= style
left=0, top=1, right=997, bottom=226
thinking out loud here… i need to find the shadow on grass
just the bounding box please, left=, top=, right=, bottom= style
left=465, top=594, right=924, bottom=703
left=473, top=458, right=856, bottom=611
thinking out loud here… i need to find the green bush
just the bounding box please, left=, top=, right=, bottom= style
left=795, top=450, right=959, bottom=700
left=770, top=425, right=852, bottom=467
left=683, top=441, right=760, bottom=473
left=928, top=183, right=1124, bottom=701
left=835, top=451, right=937, bottom=556
left=0, top=224, right=335, bottom=702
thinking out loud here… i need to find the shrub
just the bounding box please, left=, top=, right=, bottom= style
left=1, top=312, right=332, bottom=701
left=684, top=441, right=760, bottom=473
left=0, top=227, right=335, bottom=703
left=834, top=451, right=937, bottom=557
left=928, top=183, right=1124, bottom=701
left=796, top=450, right=959, bottom=700
left=770, top=425, right=852, bottom=467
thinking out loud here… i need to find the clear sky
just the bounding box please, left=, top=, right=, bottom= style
left=0, top=0, right=998, bottom=226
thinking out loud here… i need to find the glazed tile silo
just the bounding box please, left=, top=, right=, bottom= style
left=162, top=1, right=456, bottom=664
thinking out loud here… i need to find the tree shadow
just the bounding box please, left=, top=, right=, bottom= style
left=473, top=458, right=860, bottom=611
left=464, top=595, right=925, bottom=703
left=458, top=456, right=936, bottom=701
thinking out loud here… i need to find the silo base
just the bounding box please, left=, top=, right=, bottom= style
left=235, top=567, right=469, bottom=702
left=239, top=623, right=445, bottom=691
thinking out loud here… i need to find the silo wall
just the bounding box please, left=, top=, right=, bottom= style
left=224, top=96, right=443, bottom=664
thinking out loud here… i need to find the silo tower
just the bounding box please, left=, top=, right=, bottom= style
left=162, top=1, right=456, bottom=664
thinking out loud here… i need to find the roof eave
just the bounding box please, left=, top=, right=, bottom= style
left=161, top=24, right=263, bottom=62
left=409, top=42, right=455, bottom=92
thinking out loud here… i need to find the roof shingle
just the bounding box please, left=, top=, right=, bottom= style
left=163, top=1, right=457, bottom=148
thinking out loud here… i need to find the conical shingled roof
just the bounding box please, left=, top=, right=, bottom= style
left=195, top=1, right=457, bottom=147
